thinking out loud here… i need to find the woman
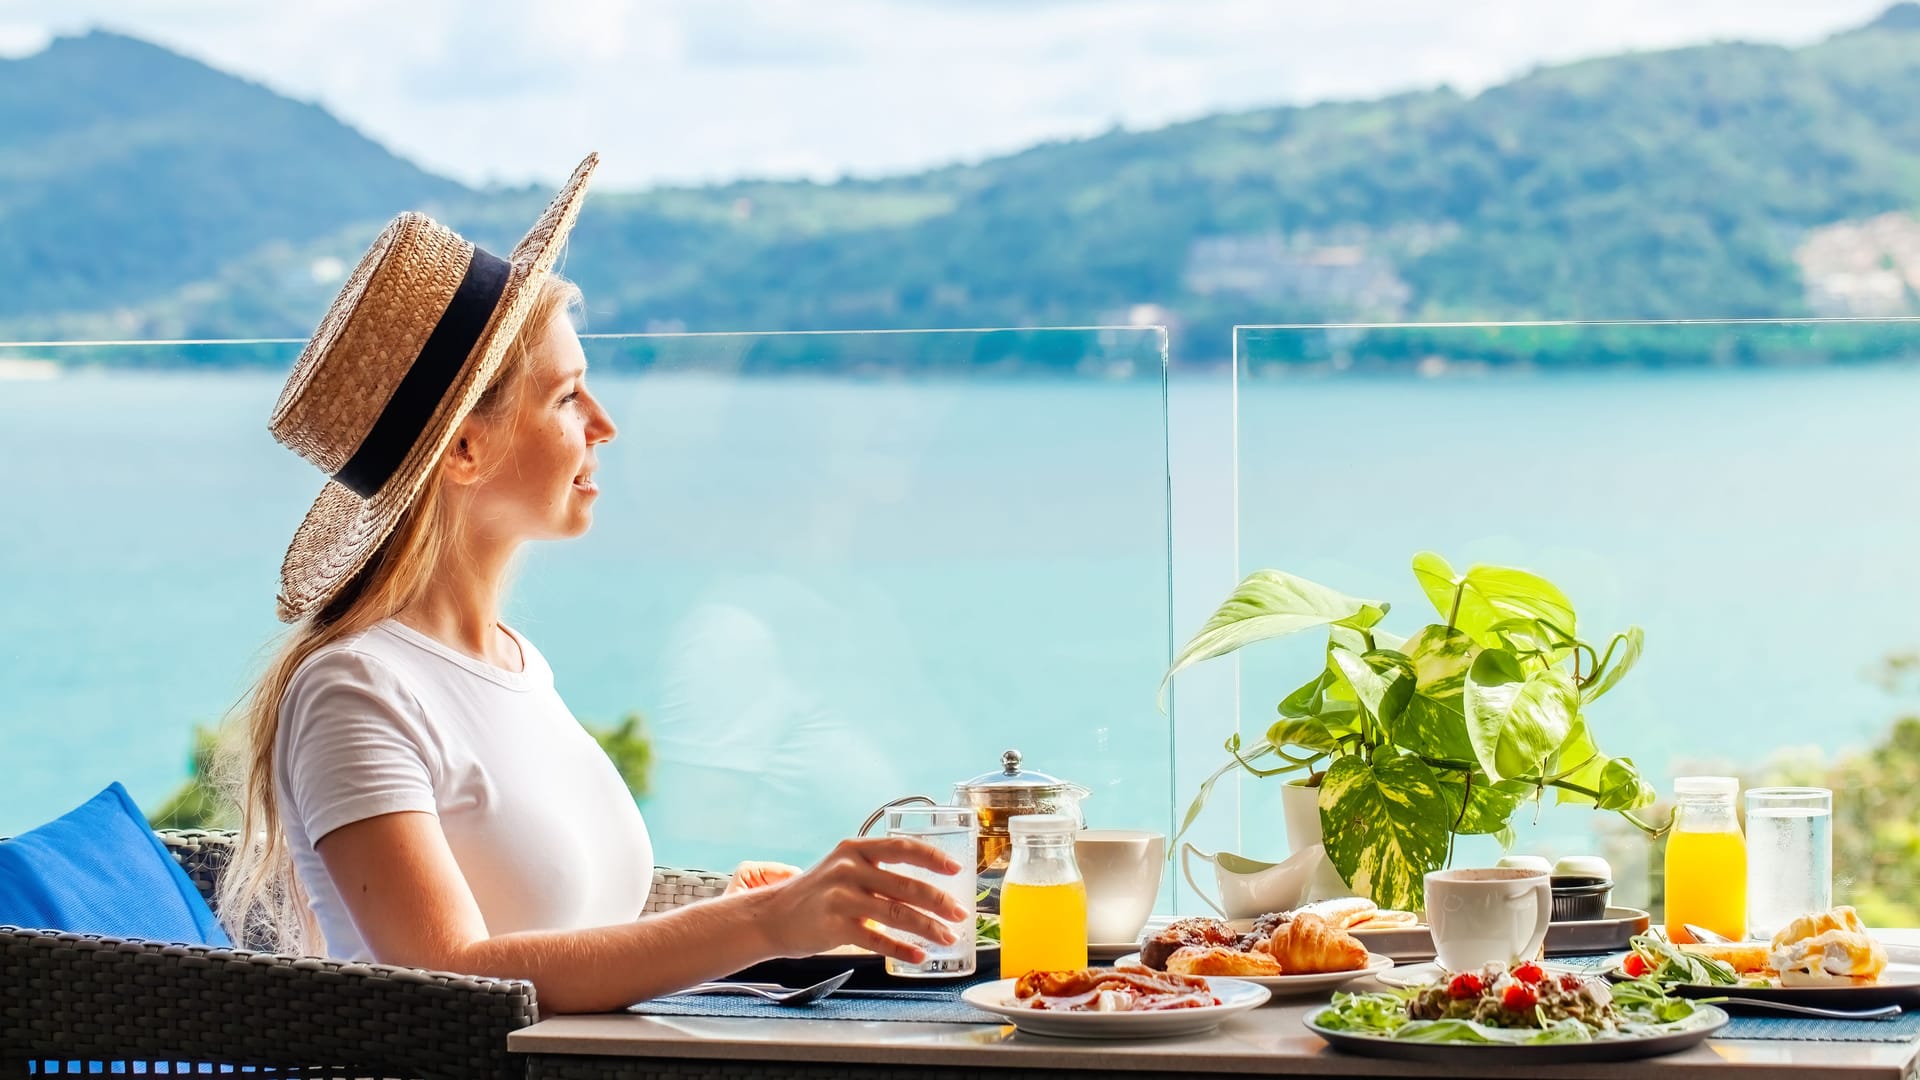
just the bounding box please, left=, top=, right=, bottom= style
left=215, top=154, right=966, bottom=1014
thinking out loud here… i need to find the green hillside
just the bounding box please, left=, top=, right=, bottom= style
left=0, top=30, right=464, bottom=330
left=6, top=10, right=1920, bottom=368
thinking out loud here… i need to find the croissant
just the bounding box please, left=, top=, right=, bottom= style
left=1265, top=911, right=1369, bottom=974
left=1165, top=945, right=1282, bottom=977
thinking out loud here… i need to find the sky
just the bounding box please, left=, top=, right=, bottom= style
left=0, top=0, right=1899, bottom=191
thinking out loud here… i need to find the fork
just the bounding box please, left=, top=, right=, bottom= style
left=1708, top=997, right=1902, bottom=1021
left=657, top=969, right=855, bottom=1006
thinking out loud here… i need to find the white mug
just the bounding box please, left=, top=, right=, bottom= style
left=1073, top=829, right=1166, bottom=944
left=1424, top=867, right=1552, bottom=973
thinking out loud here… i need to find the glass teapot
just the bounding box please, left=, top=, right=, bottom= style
left=860, top=749, right=1090, bottom=911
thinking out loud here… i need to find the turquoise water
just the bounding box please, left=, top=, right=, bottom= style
left=4, top=364, right=1918, bottom=901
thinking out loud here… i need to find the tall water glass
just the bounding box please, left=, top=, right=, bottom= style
left=883, top=806, right=978, bottom=977
left=1745, top=787, right=1833, bottom=941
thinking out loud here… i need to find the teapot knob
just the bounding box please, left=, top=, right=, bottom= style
left=1001, top=748, right=1022, bottom=774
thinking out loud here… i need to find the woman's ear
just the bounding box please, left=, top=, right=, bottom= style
left=439, top=419, right=487, bottom=486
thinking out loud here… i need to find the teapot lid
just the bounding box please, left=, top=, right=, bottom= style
left=959, top=749, right=1068, bottom=790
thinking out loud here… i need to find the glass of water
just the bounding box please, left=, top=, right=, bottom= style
left=1745, top=787, right=1833, bottom=941
left=883, top=805, right=978, bottom=977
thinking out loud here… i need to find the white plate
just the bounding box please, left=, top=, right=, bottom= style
left=1117, top=952, right=1393, bottom=997
left=960, top=976, right=1270, bottom=1039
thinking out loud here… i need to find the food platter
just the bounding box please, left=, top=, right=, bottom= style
left=1306, top=1005, right=1728, bottom=1064
left=961, top=976, right=1270, bottom=1039
left=1198, top=906, right=1651, bottom=961
left=1610, top=953, right=1920, bottom=1010
left=1116, top=950, right=1393, bottom=996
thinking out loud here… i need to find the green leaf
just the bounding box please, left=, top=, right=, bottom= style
left=1279, top=670, right=1334, bottom=717
left=1553, top=721, right=1656, bottom=810
left=1267, top=716, right=1344, bottom=753
left=1584, top=626, right=1645, bottom=702
left=1393, top=692, right=1478, bottom=763
left=1441, top=772, right=1526, bottom=835
left=1329, top=647, right=1415, bottom=729
left=1411, top=552, right=1578, bottom=649
left=1318, top=754, right=1453, bottom=911
left=1487, top=617, right=1576, bottom=666
left=1334, top=601, right=1392, bottom=631
left=1463, top=649, right=1580, bottom=783
left=1160, top=570, right=1384, bottom=709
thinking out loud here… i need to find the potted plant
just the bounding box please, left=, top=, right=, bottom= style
left=1160, top=551, right=1662, bottom=911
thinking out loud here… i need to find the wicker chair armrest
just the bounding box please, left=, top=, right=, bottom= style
left=646, top=866, right=730, bottom=913
left=0, top=926, right=536, bottom=1079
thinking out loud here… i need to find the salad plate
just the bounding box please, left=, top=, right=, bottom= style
left=961, top=976, right=1269, bottom=1039
left=1612, top=935, right=1920, bottom=1010
left=1115, top=950, right=1393, bottom=997
left=1309, top=963, right=1728, bottom=1064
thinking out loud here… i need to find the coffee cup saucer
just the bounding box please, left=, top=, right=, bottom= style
left=1376, top=959, right=1592, bottom=990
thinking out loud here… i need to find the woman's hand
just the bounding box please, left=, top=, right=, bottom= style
left=749, top=837, right=971, bottom=964
left=726, top=860, right=802, bottom=895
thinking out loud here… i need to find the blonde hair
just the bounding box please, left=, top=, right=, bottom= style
left=214, top=274, right=583, bottom=953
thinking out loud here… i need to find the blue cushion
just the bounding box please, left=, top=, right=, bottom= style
left=0, top=782, right=231, bottom=947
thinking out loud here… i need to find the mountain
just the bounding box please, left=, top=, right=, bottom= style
left=0, top=31, right=465, bottom=330
left=6, top=11, right=1920, bottom=368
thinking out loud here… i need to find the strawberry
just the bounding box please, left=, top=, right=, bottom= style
left=1501, top=982, right=1538, bottom=1011
left=1513, top=961, right=1546, bottom=984
left=1446, top=973, right=1485, bottom=1000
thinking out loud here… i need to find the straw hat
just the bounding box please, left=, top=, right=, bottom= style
left=267, top=153, right=599, bottom=623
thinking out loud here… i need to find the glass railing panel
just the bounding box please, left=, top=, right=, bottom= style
left=0, top=329, right=1181, bottom=909
left=1224, top=319, right=1920, bottom=915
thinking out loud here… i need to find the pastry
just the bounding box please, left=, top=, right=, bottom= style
left=1769, top=907, right=1886, bottom=985
left=1677, top=941, right=1773, bottom=975
left=1265, top=912, right=1369, bottom=973
left=1139, top=916, right=1239, bottom=970
left=1164, top=945, right=1282, bottom=977
left=1350, top=909, right=1418, bottom=929
left=1298, top=897, right=1380, bottom=930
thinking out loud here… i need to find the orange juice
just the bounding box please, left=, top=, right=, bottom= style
left=1665, top=827, right=1747, bottom=943
left=999, top=880, right=1088, bottom=978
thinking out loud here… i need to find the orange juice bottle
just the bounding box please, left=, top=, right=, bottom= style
left=1664, top=776, right=1746, bottom=943
left=999, top=814, right=1088, bottom=979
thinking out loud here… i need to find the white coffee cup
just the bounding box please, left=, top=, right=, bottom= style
left=1073, top=828, right=1166, bottom=944
left=1424, top=867, right=1552, bottom=973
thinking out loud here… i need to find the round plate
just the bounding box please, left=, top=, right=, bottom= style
left=1116, top=951, right=1393, bottom=996
left=961, top=976, right=1270, bottom=1039
left=1610, top=959, right=1920, bottom=1010
left=1307, top=1004, right=1729, bottom=1064
left=729, top=943, right=1001, bottom=990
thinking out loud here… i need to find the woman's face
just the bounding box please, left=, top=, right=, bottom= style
left=455, top=311, right=617, bottom=544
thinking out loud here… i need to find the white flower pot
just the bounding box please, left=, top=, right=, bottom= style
left=1282, top=778, right=1354, bottom=902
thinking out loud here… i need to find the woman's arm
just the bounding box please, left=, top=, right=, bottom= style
left=316, top=810, right=966, bottom=1014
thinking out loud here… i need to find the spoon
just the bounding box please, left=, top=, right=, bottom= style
left=659, top=969, right=855, bottom=1006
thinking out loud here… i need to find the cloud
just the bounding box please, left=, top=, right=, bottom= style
left=0, top=0, right=1894, bottom=189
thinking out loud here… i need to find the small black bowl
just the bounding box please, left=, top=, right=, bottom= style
left=1550, top=875, right=1613, bottom=922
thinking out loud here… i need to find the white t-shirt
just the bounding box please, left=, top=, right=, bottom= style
left=275, top=618, right=655, bottom=961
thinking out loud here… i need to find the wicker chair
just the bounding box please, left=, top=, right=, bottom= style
left=0, top=829, right=730, bottom=1079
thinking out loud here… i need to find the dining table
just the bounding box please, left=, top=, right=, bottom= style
left=506, top=930, right=1920, bottom=1080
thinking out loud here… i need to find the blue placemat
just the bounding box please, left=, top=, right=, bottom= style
left=1722, top=1011, right=1920, bottom=1043
left=629, top=977, right=1002, bottom=1024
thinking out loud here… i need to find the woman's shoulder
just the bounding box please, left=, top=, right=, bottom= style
left=282, top=622, right=433, bottom=715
